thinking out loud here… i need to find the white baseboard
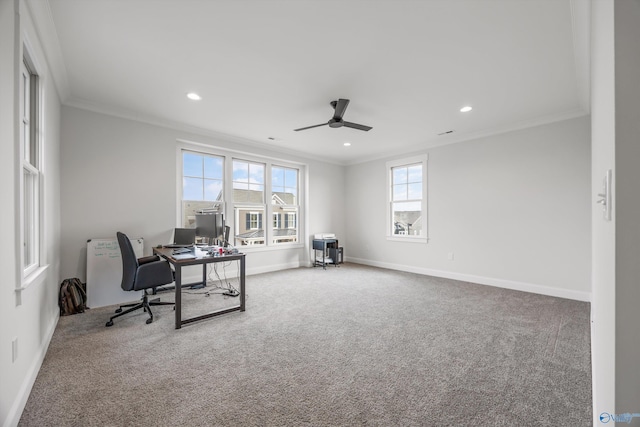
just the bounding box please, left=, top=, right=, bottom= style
left=246, top=261, right=301, bottom=276
left=4, top=312, right=60, bottom=427
left=345, top=256, right=591, bottom=302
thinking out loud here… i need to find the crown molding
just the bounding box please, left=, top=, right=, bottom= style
left=64, top=97, right=345, bottom=167
left=345, top=108, right=590, bottom=166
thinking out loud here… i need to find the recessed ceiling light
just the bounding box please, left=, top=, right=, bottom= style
left=460, top=106, right=472, bottom=113
left=187, top=92, right=201, bottom=101
left=343, top=142, right=351, bottom=147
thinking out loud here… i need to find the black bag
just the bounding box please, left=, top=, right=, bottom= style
left=59, top=278, right=87, bottom=316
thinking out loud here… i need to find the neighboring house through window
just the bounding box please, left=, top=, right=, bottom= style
left=181, top=151, right=224, bottom=229
left=271, top=166, right=298, bottom=244
left=233, top=160, right=266, bottom=246
left=179, top=145, right=303, bottom=248
left=387, top=155, right=428, bottom=240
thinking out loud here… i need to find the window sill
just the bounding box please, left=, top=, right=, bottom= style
left=16, top=264, right=50, bottom=292
left=386, top=236, right=429, bottom=244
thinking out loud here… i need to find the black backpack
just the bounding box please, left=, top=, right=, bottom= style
left=59, top=278, right=87, bottom=316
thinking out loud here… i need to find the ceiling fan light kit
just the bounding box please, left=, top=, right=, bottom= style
left=294, top=98, right=372, bottom=132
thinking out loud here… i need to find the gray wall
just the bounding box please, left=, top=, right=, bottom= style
left=345, top=116, right=591, bottom=300
left=590, top=0, right=640, bottom=419
left=59, top=106, right=345, bottom=281
left=614, top=0, right=640, bottom=415
left=590, top=0, right=615, bottom=418
left=1, top=1, right=62, bottom=424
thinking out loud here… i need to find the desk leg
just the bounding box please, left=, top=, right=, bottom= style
left=175, top=266, right=182, bottom=329
left=240, top=257, right=246, bottom=311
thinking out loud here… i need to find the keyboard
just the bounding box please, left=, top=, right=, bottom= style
left=172, top=248, right=193, bottom=254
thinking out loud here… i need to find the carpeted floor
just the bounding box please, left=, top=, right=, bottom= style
left=19, top=263, right=592, bottom=426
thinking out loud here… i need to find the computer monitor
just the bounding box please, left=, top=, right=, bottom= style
left=174, top=228, right=196, bottom=245
left=223, top=225, right=230, bottom=247
left=195, top=213, right=224, bottom=245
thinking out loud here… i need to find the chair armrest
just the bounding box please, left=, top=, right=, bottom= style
left=134, top=260, right=174, bottom=290
left=138, top=255, right=160, bottom=266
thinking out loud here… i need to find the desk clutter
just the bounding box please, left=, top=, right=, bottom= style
left=155, top=244, right=240, bottom=259
left=312, top=233, right=343, bottom=269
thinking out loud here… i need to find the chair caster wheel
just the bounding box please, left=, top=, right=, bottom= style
left=146, top=318, right=153, bottom=324
left=115, top=308, right=122, bottom=313
left=105, top=321, right=113, bottom=327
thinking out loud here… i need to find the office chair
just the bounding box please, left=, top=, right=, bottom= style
left=105, top=232, right=175, bottom=327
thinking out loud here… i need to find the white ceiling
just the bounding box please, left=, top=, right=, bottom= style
left=40, top=0, right=590, bottom=165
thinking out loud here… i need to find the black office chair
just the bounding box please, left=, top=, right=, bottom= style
left=105, top=232, right=175, bottom=327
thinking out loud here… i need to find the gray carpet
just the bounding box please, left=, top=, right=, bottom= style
left=19, top=263, right=592, bottom=426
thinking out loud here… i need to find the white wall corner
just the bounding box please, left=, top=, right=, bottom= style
left=570, top=0, right=591, bottom=113
left=24, top=0, right=70, bottom=103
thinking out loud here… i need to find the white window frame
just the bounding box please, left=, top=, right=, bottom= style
left=271, top=165, right=299, bottom=245
left=286, top=213, right=297, bottom=229
left=248, top=212, right=262, bottom=230
left=232, top=158, right=266, bottom=246
left=176, top=141, right=305, bottom=252
left=179, top=150, right=225, bottom=228
left=386, top=155, right=428, bottom=243
left=18, top=45, right=47, bottom=287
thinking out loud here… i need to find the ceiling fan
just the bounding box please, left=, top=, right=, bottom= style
left=294, top=99, right=372, bottom=132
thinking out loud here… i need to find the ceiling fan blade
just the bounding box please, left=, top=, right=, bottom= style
left=343, top=121, right=372, bottom=131
left=333, top=98, right=350, bottom=120
left=294, top=122, right=328, bottom=132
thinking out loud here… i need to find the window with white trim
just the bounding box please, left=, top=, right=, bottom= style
left=387, top=156, right=427, bottom=239
left=181, top=151, right=224, bottom=228
left=271, top=166, right=299, bottom=244
left=20, top=55, right=41, bottom=277
left=233, top=159, right=266, bottom=246
left=178, top=146, right=303, bottom=249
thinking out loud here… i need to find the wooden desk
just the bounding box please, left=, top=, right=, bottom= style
left=153, top=247, right=245, bottom=329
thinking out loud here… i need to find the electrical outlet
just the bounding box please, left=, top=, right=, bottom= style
left=448, top=252, right=455, bottom=261
left=12, top=338, right=18, bottom=363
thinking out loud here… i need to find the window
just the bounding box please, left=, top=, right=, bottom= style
left=178, top=146, right=304, bottom=249
left=233, top=160, right=265, bottom=246
left=271, top=166, right=299, bottom=244
left=387, top=156, right=427, bottom=240
left=181, top=151, right=224, bottom=228
left=20, top=56, right=41, bottom=277
left=247, top=212, right=263, bottom=229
